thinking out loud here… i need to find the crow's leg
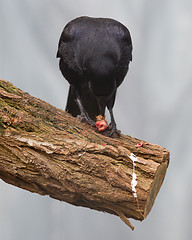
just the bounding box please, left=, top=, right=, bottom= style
left=108, top=107, right=121, bottom=136
left=73, top=86, right=95, bottom=126
left=107, top=92, right=121, bottom=136
left=76, top=98, right=95, bottom=125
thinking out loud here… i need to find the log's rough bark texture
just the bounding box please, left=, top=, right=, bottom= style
left=0, top=79, right=170, bottom=229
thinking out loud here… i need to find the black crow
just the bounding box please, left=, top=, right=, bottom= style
left=57, top=16, right=132, bottom=136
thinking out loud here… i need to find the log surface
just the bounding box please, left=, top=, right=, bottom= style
left=0, top=79, right=170, bottom=227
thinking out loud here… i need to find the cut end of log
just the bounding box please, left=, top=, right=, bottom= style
left=144, top=160, right=169, bottom=218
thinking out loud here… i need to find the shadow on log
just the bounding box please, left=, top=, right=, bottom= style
left=0, top=79, right=170, bottom=230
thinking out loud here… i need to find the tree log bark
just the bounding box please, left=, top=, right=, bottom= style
left=0, top=79, right=170, bottom=230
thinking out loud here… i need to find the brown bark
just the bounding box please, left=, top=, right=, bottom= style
left=0, top=79, right=170, bottom=230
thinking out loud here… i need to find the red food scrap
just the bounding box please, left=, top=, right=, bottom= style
left=96, top=115, right=108, bottom=132
left=136, top=141, right=143, bottom=147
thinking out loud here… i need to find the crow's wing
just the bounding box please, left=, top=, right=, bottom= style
left=108, top=23, right=133, bottom=87
left=56, top=22, right=82, bottom=75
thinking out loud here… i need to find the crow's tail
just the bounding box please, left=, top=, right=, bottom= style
left=65, top=85, right=80, bottom=117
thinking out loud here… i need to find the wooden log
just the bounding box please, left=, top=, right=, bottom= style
left=0, top=79, right=170, bottom=230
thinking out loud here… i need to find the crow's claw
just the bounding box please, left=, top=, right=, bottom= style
left=77, top=114, right=95, bottom=126
left=109, top=127, right=121, bottom=137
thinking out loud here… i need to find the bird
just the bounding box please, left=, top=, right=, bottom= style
left=57, top=16, right=132, bottom=136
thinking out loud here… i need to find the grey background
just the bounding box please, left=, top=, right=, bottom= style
left=1, top=0, right=192, bottom=239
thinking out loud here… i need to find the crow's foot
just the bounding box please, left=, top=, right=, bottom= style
left=109, top=128, right=121, bottom=137
left=77, top=114, right=95, bottom=126
left=108, top=123, right=121, bottom=137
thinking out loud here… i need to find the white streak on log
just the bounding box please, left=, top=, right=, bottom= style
left=129, top=153, right=138, bottom=198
